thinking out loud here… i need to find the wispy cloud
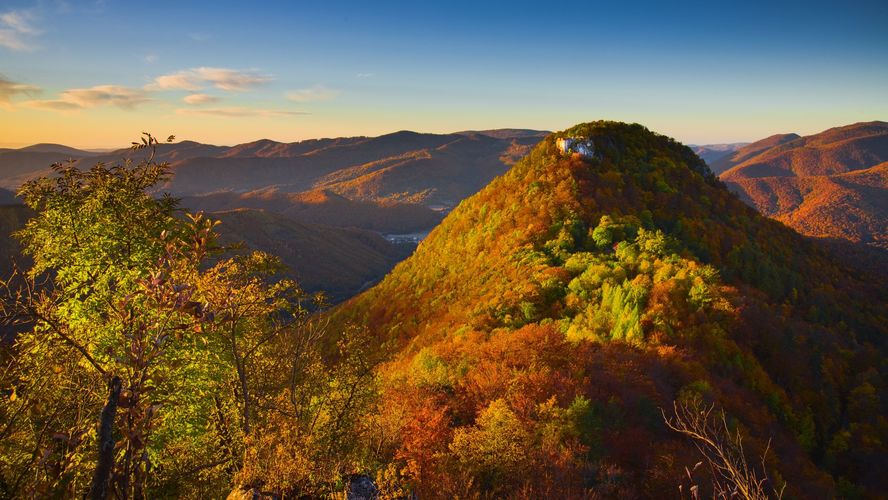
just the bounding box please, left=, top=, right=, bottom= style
left=24, top=85, right=151, bottom=111
left=143, top=53, right=158, bottom=63
left=1, top=11, right=37, bottom=34
left=356, top=73, right=374, bottom=79
left=148, top=67, right=271, bottom=92
left=285, top=85, right=340, bottom=103
left=0, top=9, right=40, bottom=51
left=22, top=99, right=79, bottom=111
left=176, top=107, right=308, bottom=118
left=182, top=93, right=219, bottom=105
left=0, top=75, right=40, bottom=106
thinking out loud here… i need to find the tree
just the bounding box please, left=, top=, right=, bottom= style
left=197, top=251, right=315, bottom=445
left=234, top=323, right=379, bottom=497
left=662, top=399, right=786, bottom=500
left=0, top=133, right=381, bottom=498
left=0, top=134, right=224, bottom=497
left=0, top=134, right=300, bottom=496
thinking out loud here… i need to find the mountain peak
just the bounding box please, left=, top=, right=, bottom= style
left=17, top=143, right=98, bottom=156
left=330, top=120, right=886, bottom=497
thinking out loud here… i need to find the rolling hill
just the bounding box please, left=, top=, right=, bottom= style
left=16, top=143, right=100, bottom=156
left=0, top=203, right=411, bottom=303
left=330, top=121, right=887, bottom=497
left=0, top=204, right=33, bottom=278
left=162, top=131, right=539, bottom=207
left=708, top=133, right=801, bottom=175
left=0, top=130, right=543, bottom=303
left=181, top=189, right=441, bottom=234
left=730, top=162, right=888, bottom=248
left=715, top=122, right=888, bottom=249
left=0, top=130, right=542, bottom=235
left=212, top=209, right=412, bottom=302
left=720, top=122, right=888, bottom=180
left=0, top=150, right=93, bottom=188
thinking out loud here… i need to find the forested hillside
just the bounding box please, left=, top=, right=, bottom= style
left=715, top=122, right=888, bottom=250
left=212, top=208, right=412, bottom=301
left=330, top=121, right=887, bottom=498
left=0, top=125, right=884, bottom=499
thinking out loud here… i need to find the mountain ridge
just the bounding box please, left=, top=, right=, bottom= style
left=0, top=129, right=537, bottom=236
left=715, top=121, right=888, bottom=249
left=329, top=121, right=887, bottom=497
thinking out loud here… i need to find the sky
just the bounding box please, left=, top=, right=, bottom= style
left=0, top=0, right=886, bottom=149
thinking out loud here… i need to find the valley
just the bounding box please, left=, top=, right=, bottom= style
left=0, top=129, right=546, bottom=301
left=1, top=3, right=884, bottom=497
left=0, top=122, right=885, bottom=498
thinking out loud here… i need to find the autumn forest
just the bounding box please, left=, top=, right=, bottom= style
left=0, top=121, right=883, bottom=499
left=1, top=2, right=887, bottom=498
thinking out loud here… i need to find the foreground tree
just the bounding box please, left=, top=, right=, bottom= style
left=0, top=134, right=374, bottom=498
left=0, top=135, right=223, bottom=497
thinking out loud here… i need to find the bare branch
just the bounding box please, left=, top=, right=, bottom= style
left=662, top=399, right=784, bottom=500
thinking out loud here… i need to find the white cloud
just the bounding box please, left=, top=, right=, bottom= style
left=356, top=73, right=374, bottom=78
left=144, top=53, right=158, bottom=63
left=175, top=107, right=309, bottom=118
left=182, top=93, right=219, bottom=105
left=24, top=84, right=150, bottom=111
left=0, top=9, right=39, bottom=51
left=148, top=67, right=271, bottom=92
left=1, top=11, right=37, bottom=34
left=0, top=75, right=40, bottom=106
left=285, top=85, right=340, bottom=103
left=0, top=31, right=27, bottom=50
left=151, top=71, right=201, bottom=91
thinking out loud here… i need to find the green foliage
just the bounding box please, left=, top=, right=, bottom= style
left=331, top=121, right=888, bottom=497
left=5, top=146, right=224, bottom=496
left=2, top=122, right=884, bottom=498
left=0, top=136, right=376, bottom=498
left=591, top=214, right=638, bottom=250
left=450, top=399, right=531, bottom=485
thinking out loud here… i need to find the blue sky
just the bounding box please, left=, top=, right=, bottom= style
left=1, top=0, right=886, bottom=148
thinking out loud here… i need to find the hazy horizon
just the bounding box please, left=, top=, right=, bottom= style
left=0, top=120, right=882, bottom=151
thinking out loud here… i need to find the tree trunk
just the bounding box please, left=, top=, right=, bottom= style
left=90, top=376, right=121, bottom=500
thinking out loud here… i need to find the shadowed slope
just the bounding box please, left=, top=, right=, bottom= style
left=212, top=209, right=411, bottom=302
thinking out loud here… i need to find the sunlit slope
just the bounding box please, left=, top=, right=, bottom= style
left=332, top=121, right=887, bottom=497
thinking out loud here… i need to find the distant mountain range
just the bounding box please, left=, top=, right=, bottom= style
left=0, top=202, right=411, bottom=303
left=699, top=121, right=888, bottom=249
left=690, top=142, right=748, bottom=168
left=180, top=188, right=441, bottom=234
left=0, top=128, right=546, bottom=221
left=3, top=122, right=885, bottom=299
left=0, top=129, right=547, bottom=300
